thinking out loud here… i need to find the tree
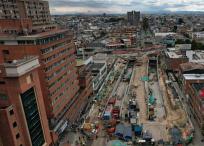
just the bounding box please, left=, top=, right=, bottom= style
left=173, top=25, right=177, bottom=32
left=100, top=31, right=106, bottom=37
left=185, top=39, right=191, bottom=44
left=192, top=40, right=204, bottom=50
left=183, top=33, right=190, bottom=39
left=175, top=39, right=191, bottom=44
left=178, top=18, right=184, bottom=25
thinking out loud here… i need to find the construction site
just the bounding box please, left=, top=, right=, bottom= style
left=74, top=52, right=195, bottom=146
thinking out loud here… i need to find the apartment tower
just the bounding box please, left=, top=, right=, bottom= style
left=0, top=57, right=52, bottom=146
left=0, top=0, right=79, bottom=145
left=127, top=10, right=140, bottom=26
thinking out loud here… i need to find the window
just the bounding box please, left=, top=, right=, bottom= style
left=13, top=122, right=17, bottom=128
left=16, top=133, right=20, bottom=139
left=26, top=40, right=34, bottom=44
left=26, top=75, right=33, bottom=84
left=0, top=81, right=5, bottom=84
left=17, top=40, right=26, bottom=45
left=21, top=88, right=45, bottom=146
left=2, top=50, right=9, bottom=55
left=0, top=93, right=7, bottom=100
left=9, top=109, right=14, bottom=115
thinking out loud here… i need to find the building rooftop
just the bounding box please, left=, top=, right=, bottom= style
left=4, top=56, right=38, bottom=67
left=193, top=31, right=204, bottom=35
left=90, top=63, right=105, bottom=70
left=0, top=29, right=69, bottom=40
left=3, top=56, right=40, bottom=77
left=93, top=53, right=107, bottom=60
left=180, top=62, right=204, bottom=72
left=76, top=56, right=93, bottom=67
left=166, top=52, right=183, bottom=58
left=183, top=74, right=204, bottom=80
left=186, top=50, right=204, bottom=64
left=155, top=32, right=176, bottom=37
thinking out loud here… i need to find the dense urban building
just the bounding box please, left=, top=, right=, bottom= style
left=127, top=11, right=140, bottom=26
left=0, top=56, right=52, bottom=146
left=73, top=65, right=93, bottom=122
left=0, top=0, right=80, bottom=145
left=186, top=83, right=204, bottom=134
left=1, top=0, right=204, bottom=145
left=0, top=0, right=51, bottom=26
left=0, top=56, right=51, bottom=146
left=165, top=51, right=189, bottom=72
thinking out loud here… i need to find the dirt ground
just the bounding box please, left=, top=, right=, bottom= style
left=159, top=70, right=187, bottom=128
left=133, top=62, right=147, bottom=123
left=131, top=57, right=188, bottom=142
left=143, top=122, right=169, bottom=141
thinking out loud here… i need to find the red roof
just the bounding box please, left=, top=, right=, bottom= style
left=200, top=89, right=204, bottom=97
left=112, top=50, right=128, bottom=54
left=108, top=98, right=116, bottom=105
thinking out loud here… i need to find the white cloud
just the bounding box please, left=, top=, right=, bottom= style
left=49, top=0, right=204, bottom=14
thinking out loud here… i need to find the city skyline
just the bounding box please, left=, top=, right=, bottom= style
left=49, top=0, right=204, bottom=14
left=0, top=0, right=204, bottom=146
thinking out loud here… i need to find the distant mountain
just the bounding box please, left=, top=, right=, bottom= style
left=52, top=11, right=204, bottom=16
left=142, top=10, right=204, bottom=15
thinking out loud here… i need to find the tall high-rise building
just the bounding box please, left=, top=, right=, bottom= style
left=0, top=56, right=52, bottom=146
left=127, top=11, right=140, bottom=26
left=0, top=0, right=80, bottom=145
left=0, top=0, right=51, bottom=26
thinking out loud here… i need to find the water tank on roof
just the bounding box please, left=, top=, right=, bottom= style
left=13, top=60, right=17, bottom=63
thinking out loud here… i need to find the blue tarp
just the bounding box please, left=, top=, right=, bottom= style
left=149, top=95, right=155, bottom=105
left=123, top=126, right=132, bottom=141
left=170, top=127, right=182, bottom=144
left=134, top=125, right=142, bottom=136
left=107, top=140, right=127, bottom=146
left=115, top=124, right=125, bottom=138
left=103, top=111, right=111, bottom=120
left=141, top=76, right=149, bottom=81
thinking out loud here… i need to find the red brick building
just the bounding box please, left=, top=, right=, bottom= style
left=61, top=65, right=93, bottom=125
left=179, top=62, right=204, bottom=134
left=165, top=51, right=189, bottom=72
left=0, top=29, right=80, bottom=144
left=0, top=19, right=33, bottom=35
left=0, top=56, right=52, bottom=146
left=0, top=0, right=81, bottom=145
left=186, top=83, right=204, bottom=134
left=0, top=0, right=51, bottom=26
left=179, top=62, right=204, bottom=92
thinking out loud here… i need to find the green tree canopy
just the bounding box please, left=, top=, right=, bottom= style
left=192, top=40, right=204, bottom=50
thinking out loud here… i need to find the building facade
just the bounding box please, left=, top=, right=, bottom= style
left=179, top=62, right=204, bottom=134
left=67, top=65, right=93, bottom=124
left=127, top=11, right=140, bottom=26
left=186, top=83, right=204, bottom=135
left=0, top=0, right=80, bottom=145
left=0, top=28, right=80, bottom=144
left=0, top=0, right=51, bottom=26
left=0, top=57, right=52, bottom=146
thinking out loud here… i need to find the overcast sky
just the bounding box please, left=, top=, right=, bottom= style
left=48, top=0, right=204, bottom=14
